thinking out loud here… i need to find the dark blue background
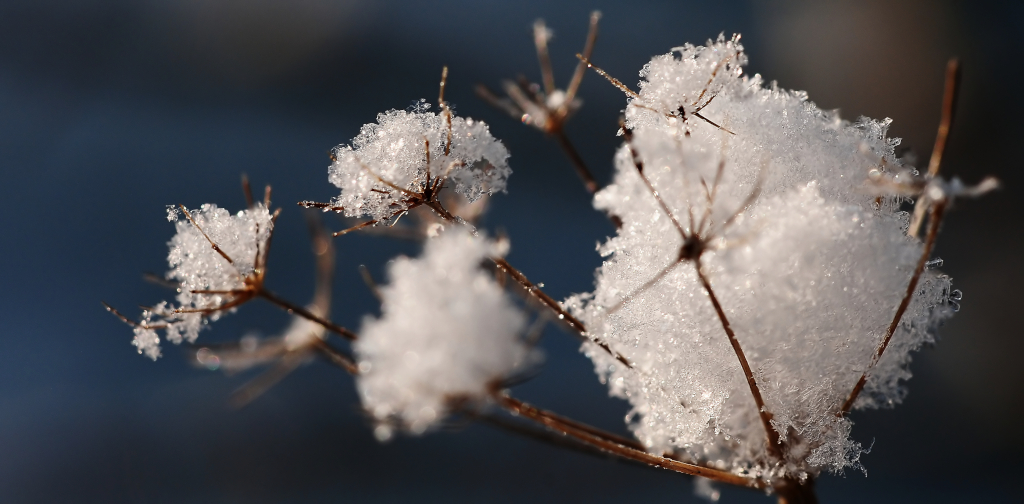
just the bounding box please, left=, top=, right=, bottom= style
left=1, top=1, right=1021, bottom=502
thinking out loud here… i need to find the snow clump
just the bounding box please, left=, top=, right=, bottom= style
left=132, top=204, right=273, bottom=359
left=565, top=34, right=956, bottom=481
left=328, top=101, right=511, bottom=222
left=356, top=227, right=528, bottom=438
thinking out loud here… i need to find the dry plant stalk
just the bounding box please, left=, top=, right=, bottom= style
left=106, top=17, right=998, bottom=503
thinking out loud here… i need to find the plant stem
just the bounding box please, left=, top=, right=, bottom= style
left=491, top=257, right=631, bottom=367
left=257, top=289, right=358, bottom=341
left=696, top=263, right=783, bottom=461
left=839, top=200, right=948, bottom=414
left=497, top=393, right=766, bottom=489
left=553, top=130, right=599, bottom=194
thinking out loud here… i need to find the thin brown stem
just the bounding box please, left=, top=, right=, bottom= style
left=257, top=289, right=357, bottom=341
left=564, top=11, right=601, bottom=103
left=474, top=410, right=640, bottom=464
left=497, top=394, right=765, bottom=489
left=908, top=59, right=960, bottom=238
left=927, top=59, right=960, bottom=178
left=142, top=272, right=180, bottom=290
left=839, top=200, right=947, bottom=414
left=576, top=54, right=640, bottom=99
left=310, top=338, right=358, bottom=374
left=692, top=112, right=735, bottom=135
left=607, top=259, right=681, bottom=314
left=229, top=354, right=306, bottom=408
left=696, top=264, right=782, bottom=461
left=506, top=394, right=645, bottom=451
left=625, top=141, right=688, bottom=238
left=259, top=208, right=283, bottom=274
left=334, top=219, right=379, bottom=237
left=241, top=174, right=254, bottom=208
left=492, top=257, right=631, bottom=368
left=103, top=301, right=140, bottom=327
left=179, top=204, right=234, bottom=265
left=358, top=264, right=383, bottom=302
left=474, top=84, right=523, bottom=119
left=553, top=130, right=599, bottom=193
left=298, top=201, right=345, bottom=213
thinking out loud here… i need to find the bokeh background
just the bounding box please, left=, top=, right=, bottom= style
left=1, top=0, right=1021, bottom=502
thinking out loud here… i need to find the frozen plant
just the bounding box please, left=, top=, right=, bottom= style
left=106, top=18, right=998, bottom=504
left=356, top=227, right=528, bottom=439
left=105, top=201, right=274, bottom=360
left=566, top=36, right=995, bottom=498
left=107, top=183, right=359, bottom=371
left=477, top=11, right=603, bottom=193
left=305, top=68, right=510, bottom=233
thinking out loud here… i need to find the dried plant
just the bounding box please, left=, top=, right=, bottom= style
left=105, top=18, right=997, bottom=503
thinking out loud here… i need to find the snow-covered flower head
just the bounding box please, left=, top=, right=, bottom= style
left=328, top=101, right=511, bottom=222
left=130, top=203, right=273, bottom=359
left=566, top=35, right=956, bottom=480
left=356, top=227, right=528, bottom=438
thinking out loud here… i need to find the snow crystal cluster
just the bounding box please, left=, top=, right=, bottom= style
left=328, top=101, right=510, bottom=222
left=133, top=204, right=273, bottom=359
left=565, top=35, right=955, bottom=478
left=355, top=227, right=528, bottom=438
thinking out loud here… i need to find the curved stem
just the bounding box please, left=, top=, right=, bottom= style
left=497, top=393, right=765, bottom=489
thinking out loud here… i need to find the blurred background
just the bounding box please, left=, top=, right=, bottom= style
left=1, top=0, right=1021, bottom=502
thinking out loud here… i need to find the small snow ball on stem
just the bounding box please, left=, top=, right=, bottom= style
left=306, top=67, right=511, bottom=236
left=356, top=227, right=529, bottom=438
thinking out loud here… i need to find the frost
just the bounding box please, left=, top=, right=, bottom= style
left=132, top=203, right=273, bottom=359
left=356, top=227, right=528, bottom=434
left=566, top=35, right=954, bottom=479
left=328, top=101, right=511, bottom=222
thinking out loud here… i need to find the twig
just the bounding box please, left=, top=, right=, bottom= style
left=839, top=200, right=947, bottom=414
left=491, top=257, right=631, bottom=368
left=497, top=393, right=765, bottom=489
left=554, top=130, right=599, bottom=193
left=257, top=289, right=358, bottom=341
left=696, top=265, right=782, bottom=461
left=908, top=59, right=960, bottom=238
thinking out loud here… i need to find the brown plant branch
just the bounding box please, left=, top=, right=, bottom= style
left=695, top=264, right=783, bottom=461
left=257, top=289, right=358, bottom=341
left=491, top=256, right=631, bottom=368
left=496, top=393, right=765, bottom=489
left=554, top=130, right=599, bottom=193
left=908, top=59, right=960, bottom=238
left=839, top=200, right=947, bottom=415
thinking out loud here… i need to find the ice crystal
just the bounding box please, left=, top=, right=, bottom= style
left=133, top=203, right=273, bottom=359
left=356, top=227, right=528, bottom=435
left=565, top=35, right=955, bottom=479
left=327, top=101, right=510, bottom=222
